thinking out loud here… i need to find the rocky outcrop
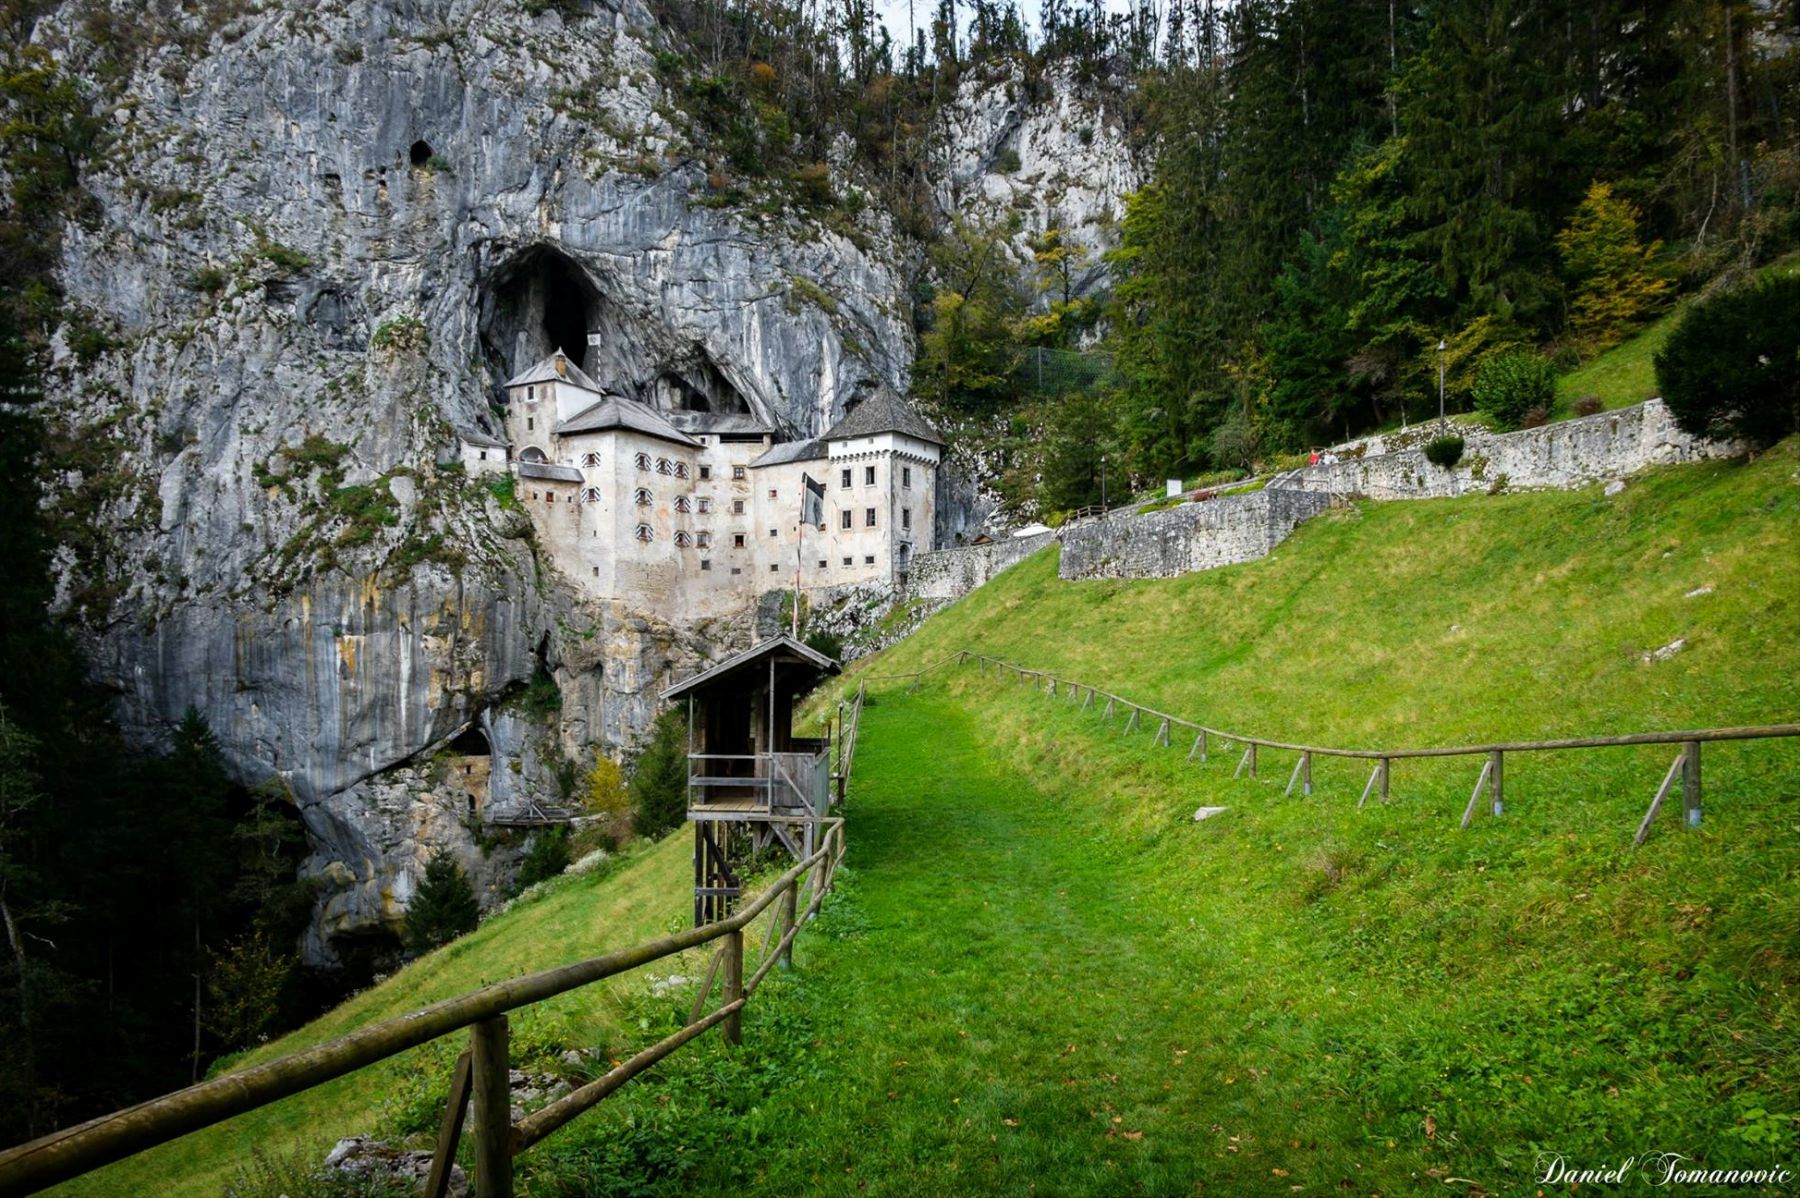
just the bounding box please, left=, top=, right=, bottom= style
left=934, top=59, right=1144, bottom=306
left=33, top=0, right=918, bottom=965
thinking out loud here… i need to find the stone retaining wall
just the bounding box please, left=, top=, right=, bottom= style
left=1057, top=488, right=1333, bottom=581
left=908, top=530, right=1059, bottom=601
left=1273, top=399, right=1731, bottom=500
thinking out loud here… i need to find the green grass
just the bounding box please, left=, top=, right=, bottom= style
left=59, top=443, right=1800, bottom=1196
left=56, top=835, right=711, bottom=1198
left=1555, top=308, right=1677, bottom=412
left=512, top=440, right=1796, bottom=1195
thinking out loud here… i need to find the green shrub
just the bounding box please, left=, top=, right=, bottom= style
left=994, top=148, right=1021, bottom=174
left=804, top=630, right=844, bottom=661
left=1471, top=351, right=1557, bottom=429
left=1654, top=274, right=1800, bottom=446
left=189, top=264, right=228, bottom=293
left=1573, top=395, right=1603, bottom=416
left=1423, top=434, right=1465, bottom=468
left=629, top=708, right=689, bottom=838
left=515, top=827, right=570, bottom=892
left=402, top=855, right=479, bottom=953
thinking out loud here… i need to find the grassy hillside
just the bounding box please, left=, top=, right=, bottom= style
left=509, top=443, right=1797, bottom=1196
left=55, top=834, right=704, bottom=1198
left=57, top=444, right=1799, bottom=1197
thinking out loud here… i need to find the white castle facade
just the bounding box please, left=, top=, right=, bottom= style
left=457, top=351, right=943, bottom=621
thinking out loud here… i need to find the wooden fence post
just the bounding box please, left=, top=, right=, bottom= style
left=1303, top=752, right=1313, bottom=796
left=1188, top=731, right=1207, bottom=763
left=1123, top=708, right=1139, bottom=734
left=1285, top=754, right=1305, bottom=796
left=778, top=883, right=798, bottom=969
left=1682, top=740, right=1701, bottom=827
left=1157, top=719, right=1170, bottom=747
left=424, top=1051, right=473, bottom=1198
left=722, top=928, right=744, bottom=1047
left=1460, top=758, right=1494, bottom=830
left=1357, top=762, right=1381, bottom=809
left=470, top=1015, right=513, bottom=1198
left=1489, top=750, right=1504, bottom=816
left=1379, top=757, right=1390, bottom=801
left=1632, top=749, right=1687, bottom=847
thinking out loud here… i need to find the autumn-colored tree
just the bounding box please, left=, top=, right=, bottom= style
left=1556, top=182, right=1669, bottom=353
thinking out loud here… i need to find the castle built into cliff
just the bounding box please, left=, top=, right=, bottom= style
left=456, top=351, right=943, bottom=621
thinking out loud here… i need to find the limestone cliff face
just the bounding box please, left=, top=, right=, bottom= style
left=933, top=59, right=1144, bottom=307
left=30, top=1, right=1136, bottom=964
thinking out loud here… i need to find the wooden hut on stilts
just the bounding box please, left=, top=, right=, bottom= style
left=661, top=635, right=839, bottom=925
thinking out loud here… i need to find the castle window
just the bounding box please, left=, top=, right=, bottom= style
left=768, top=528, right=777, bottom=538
left=864, top=466, right=875, bottom=485
left=656, top=457, right=673, bottom=475
left=701, top=559, right=712, bottom=571
left=842, top=556, right=852, bottom=566
left=580, top=487, right=601, bottom=503
left=674, top=530, right=693, bottom=547
left=732, top=499, right=745, bottom=514
left=697, top=497, right=712, bottom=514
left=697, top=531, right=712, bottom=548
left=634, top=523, right=653, bottom=543
left=864, top=554, right=875, bottom=564
left=839, top=510, right=851, bottom=530
left=527, top=386, right=534, bottom=400
left=731, top=567, right=742, bottom=575
left=635, top=452, right=652, bottom=471
left=479, top=450, right=488, bottom=461
left=699, top=465, right=711, bottom=481
left=768, top=488, right=777, bottom=500
left=903, top=466, right=912, bottom=488
left=520, top=446, right=547, bottom=463
left=592, top=566, right=599, bottom=577
left=732, top=465, right=746, bottom=480
left=545, top=492, right=555, bottom=503
left=675, top=495, right=692, bottom=513
left=633, top=487, right=653, bottom=506
left=769, top=564, right=779, bottom=572
left=902, top=508, right=912, bottom=530
left=865, top=507, right=876, bottom=527
left=840, top=468, right=851, bottom=488
left=817, top=559, right=827, bottom=569
left=733, top=533, right=745, bottom=549
left=527, top=417, right=535, bottom=431
left=675, top=462, right=690, bottom=479
left=582, top=452, right=601, bottom=467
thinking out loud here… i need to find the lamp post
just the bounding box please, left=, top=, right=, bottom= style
left=1437, top=339, right=1448, bottom=423
left=1100, top=454, right=1108, bottom=512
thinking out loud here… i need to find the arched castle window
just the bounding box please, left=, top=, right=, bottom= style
left=581, top=452, right=601, bottom=467
left=519, top=446, right=547, bottom=463
left=674, top=530, right=694, bottom=547
left=634, top=452, right=651, bottom=471
left=655, top=457, right=673, bottom=475
left=580, top=487, right=601, bottom=503
left=674, top=495, right=692, bottom=513
left=634, top=523, right=653, bottom=543
left=633, top=487, right=653, bottom=506
left=675, top=462, right=690, bottom=480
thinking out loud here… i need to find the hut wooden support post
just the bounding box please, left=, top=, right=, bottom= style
left=470, top=1016, right=512, bottom=1198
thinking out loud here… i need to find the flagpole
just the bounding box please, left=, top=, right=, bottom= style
left=793, top=513, right=802, bottom=639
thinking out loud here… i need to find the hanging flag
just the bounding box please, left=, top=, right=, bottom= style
left=801, top=473, right=825, bottom=528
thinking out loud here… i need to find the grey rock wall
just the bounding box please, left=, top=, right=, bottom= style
left=1057, top=490, right=1333, bottom=581
left=909, top=531, right=1058, bottom=601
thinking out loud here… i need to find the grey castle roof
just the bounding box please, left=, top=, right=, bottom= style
left=821, top=387, right=942, bottom=446
left=517, top=461, right=584, bottom=484
left=505, top=351, right=604, bottom=394
left=456, top=426, right=508, bottom=449
left=664, top=411, right=771, bottom=436
left=558, top=395, right=703, bottom=448
left=751, top=439, right=826, bottom=468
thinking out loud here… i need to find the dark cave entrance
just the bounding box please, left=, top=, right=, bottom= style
left=651, top=357, right=753, bottom=415
left=479, top=246, right=606, bottom=387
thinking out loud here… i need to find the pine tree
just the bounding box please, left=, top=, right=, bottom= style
left=402, top=856, right=480, bottom=954
left=1556, top=181, right=1668, bottom=352
left=629, top=709, right=691, bottom=839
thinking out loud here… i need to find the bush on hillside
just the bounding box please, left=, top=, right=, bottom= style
left=514, top=827, right=571, bottom=892
left=630, top=708, right=689, bottom=838
left=402, top=855, right=479, bottom=953
left=1472, top=352, right=1557, bottom=429
left=805, top=630, right=844, bottom=661
left=1424, top=434, right=1465, bottom=468
left=1574, top=395, right=1604, bottom=416
left=1654, top=274, right=1800, bottom=446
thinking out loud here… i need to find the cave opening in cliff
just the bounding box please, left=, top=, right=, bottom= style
left=409, top=139, right=433, bottom=167
left=651, top=356, right=752, bottom=415
left=449, top=725, right=490, bottom=755
left=480, top=246, right=605, bottom=386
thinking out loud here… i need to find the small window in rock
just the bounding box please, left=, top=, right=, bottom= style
left=410, top=140, right=434, bottom=167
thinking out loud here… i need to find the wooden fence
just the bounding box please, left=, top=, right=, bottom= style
left=871, top=651, right=1800, bottom=845
left=0, top=826, right=853, bottom=1198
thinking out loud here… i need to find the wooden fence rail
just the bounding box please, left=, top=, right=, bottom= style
left=0, top=820, right=849, bottom=1198
left=866, top=650, right=1799, bottom=843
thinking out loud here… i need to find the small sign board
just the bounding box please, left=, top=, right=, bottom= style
left=586, top=332, right=603, bottom=345
left=1166, top=479, right=1183, bottom=498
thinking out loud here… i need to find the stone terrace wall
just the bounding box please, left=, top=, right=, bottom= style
left=1275, top=399, right=1731, bottom=500
left=909, top=531, right=1059, bottom=602
left=1058, top=488, right=1333, bottom=581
